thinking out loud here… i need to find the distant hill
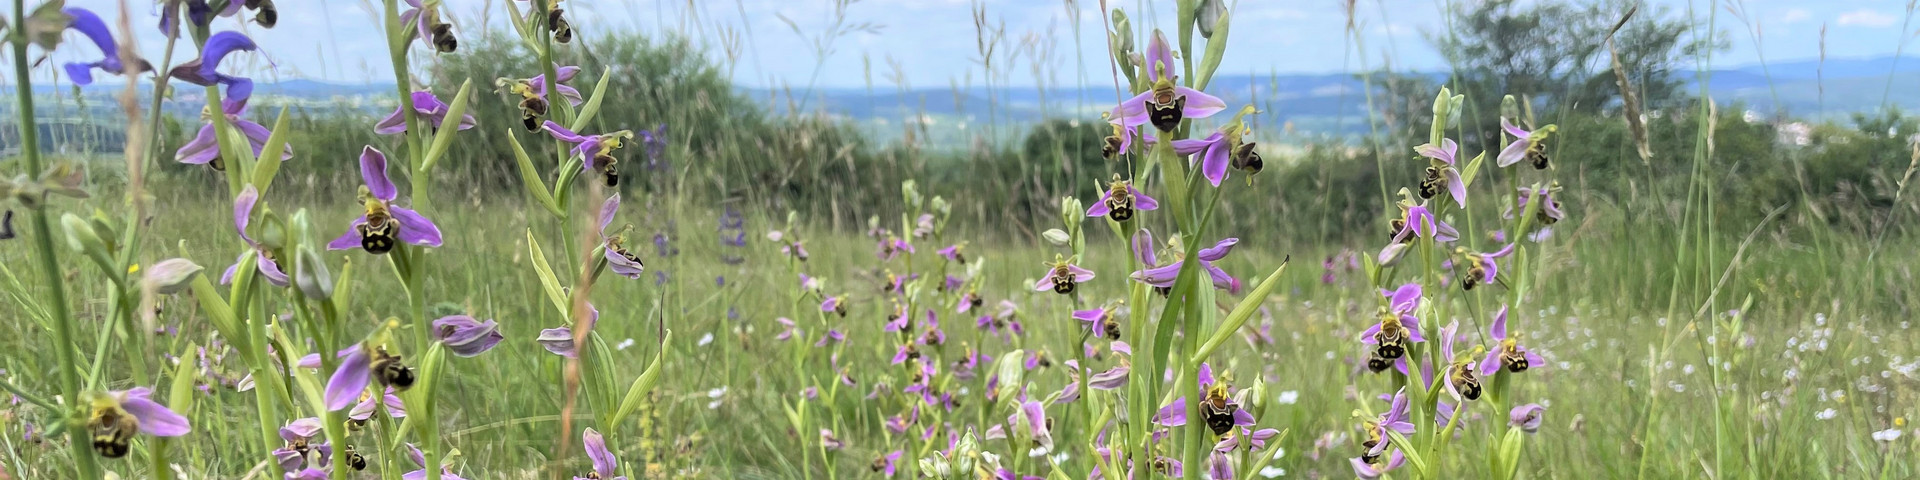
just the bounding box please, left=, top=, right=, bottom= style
left=11, top=55, right=1920, bottom=142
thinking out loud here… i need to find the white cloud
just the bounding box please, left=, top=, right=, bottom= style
left=1778, top=8, right=1810, bottom=25
left=1837, top=9, right=1898, bottom=28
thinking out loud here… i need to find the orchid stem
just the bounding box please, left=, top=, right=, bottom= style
left=9, top=1, right=105, bottom=475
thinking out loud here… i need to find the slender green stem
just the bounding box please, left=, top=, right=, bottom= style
left=9, top=4, right=104, bottom=476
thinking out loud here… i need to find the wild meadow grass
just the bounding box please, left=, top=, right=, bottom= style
left=3, top=0, right=1919, bottom=479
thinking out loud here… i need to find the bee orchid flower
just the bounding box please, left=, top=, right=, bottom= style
left=1085, top=176, right=1159, bottom=222
left=1034, top=255, right=1094, bottom=295
left=1479, top=306, right=1546, bottom=376
left=1497, top=117, right=1557, bottom=169
left=375, top=90, right=477, bottom=135
left=543, top=121, right=636, bottom=187
left=596, top=194, right=646, bottom=279
left=575, top=428, right=627, bottom=480
left=85, top=387, right=190, bottom=458
left=1108, top=30, right=1227, bottom=132
left=1131, top=236, right=1242, bottom=294
left=1414, top=138, right=1467, bottom=207
left=176, top=103, right=292, bottom=171
left=325, top=147, right=444, bottom=254
left=221, top=186, right=289, bottom=287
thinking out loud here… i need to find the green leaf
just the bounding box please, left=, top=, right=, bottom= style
left=508, top=130, right=563, bottom=216
left=569, top=68, right=615, bottom=132
left=1461, top=151, right=1487, bottom=189
left=1385, top=430, right=1431, bottom=475
left=525, top=230, right=568, bottom=316
left=331, top=256, right=356, bottom=314
left=422, top=79, right=475, bottom=171
left=166, top=343, right=201, bottom=416
left=1191, top=260, right=1288, bottom=366
left=1194, top=10, right=1231, bottom=91
left=610, top=330, right=671, bottom=427
left=991, top=350, right=1027, bottom=410
left=249, top=107, right=293, bottom=194
left=1496, top=427, right=1526, bottom=479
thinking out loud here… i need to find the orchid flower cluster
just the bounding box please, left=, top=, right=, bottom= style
left=1346, top=88, right=1567, bottom=480
left=3, top=1, right=665, bottom=479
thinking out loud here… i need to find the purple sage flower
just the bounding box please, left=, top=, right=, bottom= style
left=159, top=0, right=241, bottom=37
left=325, top=146, right=444, bottom=253
left=169, top=31, right=257, bottom=113
left=62, top=8, right=151, bottom=85
left=374, top=90, right=477, bottom=135
left=220, top=186, right=289, bottom=287
left=430, top=315, right=504, bottom=357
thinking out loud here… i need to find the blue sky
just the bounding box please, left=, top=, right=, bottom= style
left=34, top=0, right=1920, bottom=88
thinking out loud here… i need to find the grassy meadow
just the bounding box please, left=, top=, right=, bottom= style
left=3, top=0, right=1920, bottom=479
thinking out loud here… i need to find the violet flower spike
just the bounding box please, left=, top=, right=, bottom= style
left=62, top=8, right=151, bottom=86
left=1414, top=138, right=1468, bottom=208
left=430, top=315, right=504, bottom=357
left=576, top=428, right=627, bottom=480
left=159, top=0, right=242, bottom=37
left=220, top=186, right=290, bottom=287
left=326, top=146, right=445, bottom=253
left=169, top=31, right=257, bottom=113
left=374, top=90, right=477, bottom=135
left=1479, top=306, right=1547, bottom=376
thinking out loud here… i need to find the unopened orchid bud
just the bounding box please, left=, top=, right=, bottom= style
left=1042, top=229, right=1071, bottom=246
left=258, top=209, right=288, bottom=250
left=1196, top=0, right=1227, bottom=38
left=294, top=246, right=333, bottom=301
left=143, top=258, right=203, bottom=295
left=1501, top=95, right=1519, bottom=122
left=61, top=213, right=105, bottom=254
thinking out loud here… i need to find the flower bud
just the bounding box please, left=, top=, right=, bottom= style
left=1111, top=10, right=1134, bottom=53
left=1042, top=229, right=1072, bottom=246
left=1058, top=196, right=1084, bottom=229
left=1501, top=95, right=1519, bottom=122
left=1196, top=0, right=1227, bottom=38
left=294, top=246, right=333, bottom=301
left=60, top=213, right=106, bottom=254
left=258, top=210, right=288, bottom=250
left=142, top=258, right=203, bottom=295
